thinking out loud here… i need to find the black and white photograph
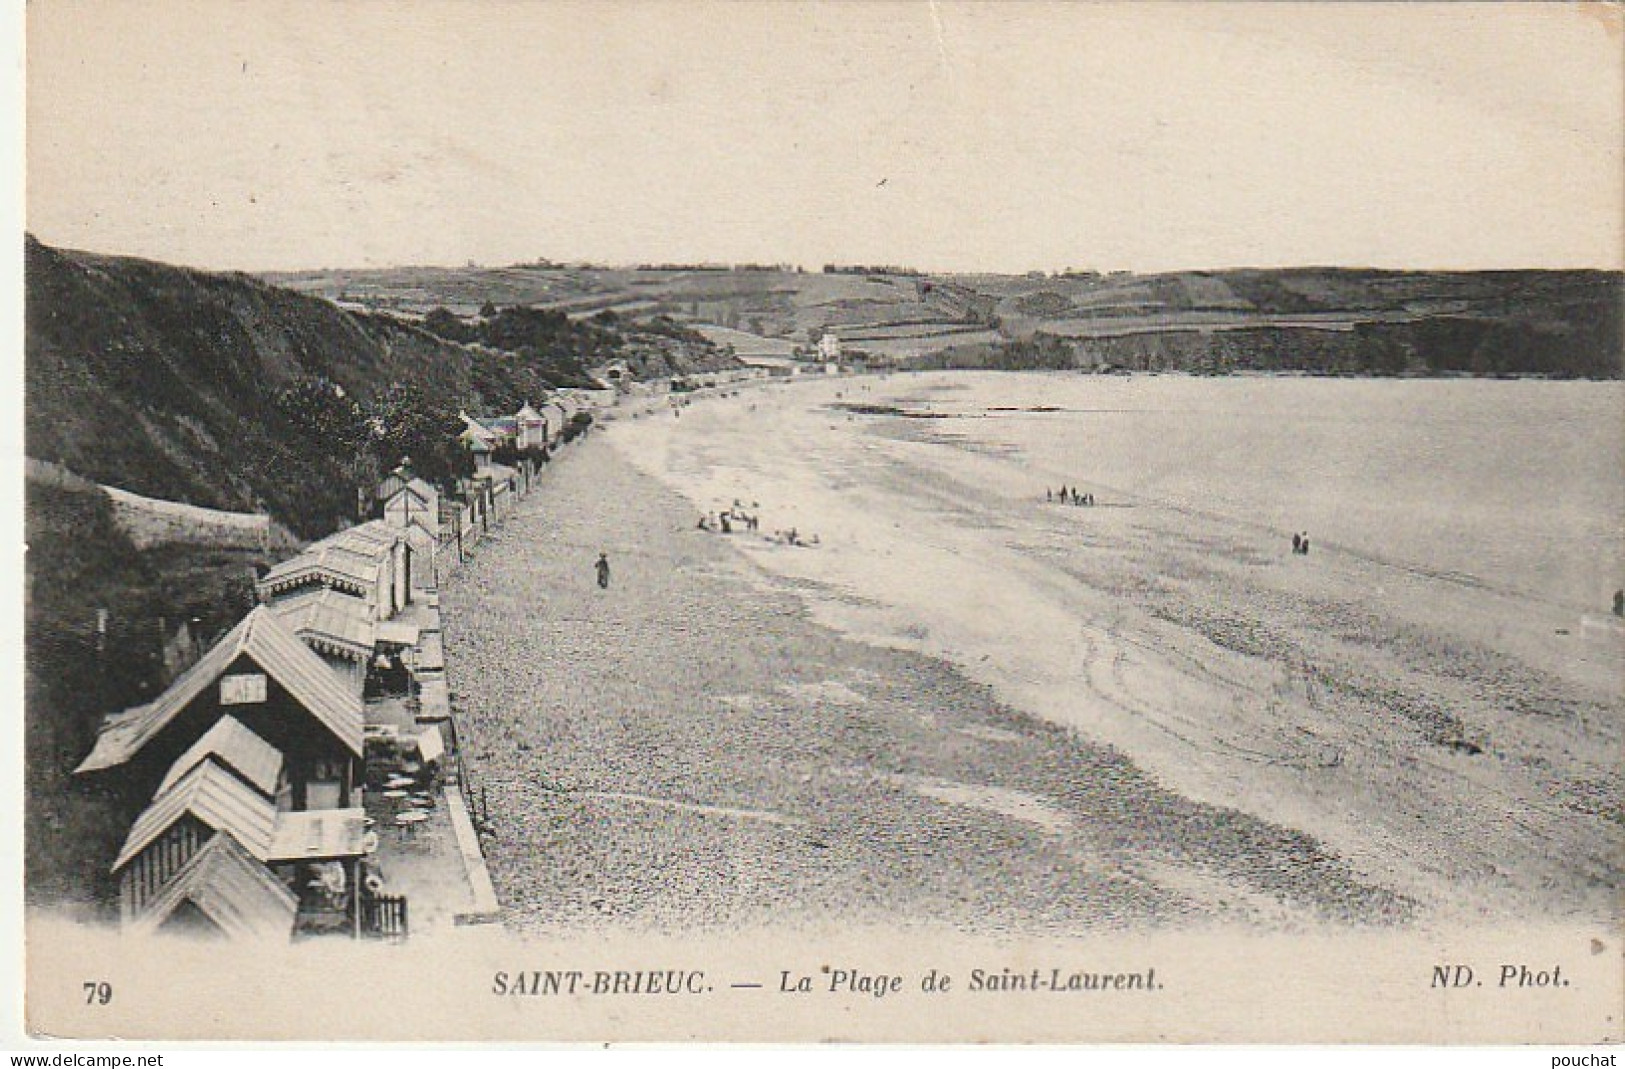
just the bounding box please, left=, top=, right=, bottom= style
left=11, top=0, right=1623, bottom=1048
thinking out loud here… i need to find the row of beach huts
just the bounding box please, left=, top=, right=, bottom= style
left=71, top=388, right=620, bottom=943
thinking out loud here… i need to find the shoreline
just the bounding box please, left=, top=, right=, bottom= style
left=442, top=421, right=1411, bottom=936
left=603, top=373, right=1622, bottom=926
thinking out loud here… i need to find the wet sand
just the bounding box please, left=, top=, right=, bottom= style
left=443, top=420, right=1411, bottom=937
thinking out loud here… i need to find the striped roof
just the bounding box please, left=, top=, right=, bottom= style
left=155, top=716, right=283, bottom=800
left=77, top=606, right=364, bottom=774
left=268, top=587, right=376, bottom=661
left=375, top=471, right=437, bottom=504
left=258, top=543, right=383, bottom=599
left=256, top=521, right=404, bottom=602
left=127, top=833, right=297, bottom=942
left=329, top=519, right=401, bottom=550
left=114, top=759, right=279, bottom=871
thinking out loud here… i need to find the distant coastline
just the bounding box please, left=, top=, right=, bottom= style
left=263, top=258, right=1623, bottom=380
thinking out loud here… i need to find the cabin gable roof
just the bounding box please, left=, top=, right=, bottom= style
left=154, top=716, right=283, bottom=800
left=127, top=833, right=297, bottom=942
left=77, top=607, right=364, bottom=775
left=114, top=759, right=278, bottom=871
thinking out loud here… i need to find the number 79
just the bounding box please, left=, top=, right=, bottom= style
left=82, top=981, right=112, bottom=1005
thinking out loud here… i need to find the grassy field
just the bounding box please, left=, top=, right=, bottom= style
left=264, top=261, right=1622, bottom=376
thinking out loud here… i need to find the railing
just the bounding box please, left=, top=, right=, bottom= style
left=361, top=893, right=409, bottom=941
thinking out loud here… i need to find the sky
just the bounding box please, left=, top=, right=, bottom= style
left=22, top=0, right=1625, bottom=274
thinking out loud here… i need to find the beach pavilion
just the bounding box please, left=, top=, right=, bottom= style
left=76, top=605, right=365, bottom=812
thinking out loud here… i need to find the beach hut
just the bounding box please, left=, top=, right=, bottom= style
left=378, top=464, right=440, bottom=539
left=121, top=801, right=370, bottom=941
left=76, top=606, right=364, bottom=811
left=515, top=403, right=548, bottom=450
left=374, top=473, right=441, bottom=593
left=329, top=521, right=413, bottom=616
left=266, top=587, right=377, bottom=696
left=153, top=715, right=284, bottom=803
left=123, top=832, right=298, bottom=942
left=113, top=758, right=280, bottom=922
left=458, top=412, right=500, bottom=449
left=258, top=521, right=411, bottom=621
left=465, top=432, right=493, bottom=475
left=257, top=541, right=384, bottom=614
left=539, top=401, right=568, bottom=446
left=479, top=415, right=519, bottom=449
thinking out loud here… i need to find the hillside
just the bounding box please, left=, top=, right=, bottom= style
left=26, top=236, right=738, bottom=538
left=268, top=262, right=1624, bottom=377
left=25, top=475, right=279, bottom=914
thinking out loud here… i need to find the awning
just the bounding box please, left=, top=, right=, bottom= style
left=376, top=620, right=421, bottom=646
left=414, top=726, right=445, bottom=763
left=267, top=808, right=368, bottom=862
left=416, top=677, right=451, bottom=722
left=416, top=632, right=445, bottom=672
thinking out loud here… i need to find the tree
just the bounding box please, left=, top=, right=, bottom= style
left=364, top=382, right=473, bottom=494
left=274, top=375, right=366, bottom=450
left=422, top=307, right=474, bottom=344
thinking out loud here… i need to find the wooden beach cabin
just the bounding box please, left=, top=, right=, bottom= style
left=256, top=521, right=413, bottom=622
left=479, top=415, right=518, bottom=449
left=76, top=606, right=365, bottom=813
left=380, top=467, right=440, bottom=532
left=153, top=714, right=285, bottom=806
left=377, top=466, right=441, bottom=553
left=123, top=832, right=299, bottom=942
left=515, top=403, right=548, bottom=450
left=117, top=754, right=369, bottom=939
left=328, top=521, right=414, bottom=617
left=458, top=412, right=500, bottom=447
left=465, top=432, right=493, bottom=475
left=267, top=587, right=377, bottom=697
left=539, top=401, right=568, bottom=447
left=113, top=756, right=279, bottom=923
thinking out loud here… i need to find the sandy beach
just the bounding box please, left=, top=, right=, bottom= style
left=594, top=374, right=1621, bottom=929
left=441, top=373, right=1620, bottom=937
left=439, top=390, right=1491, bottom=938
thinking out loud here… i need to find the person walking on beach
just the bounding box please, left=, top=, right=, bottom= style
left=1613, top=589, right=1623, bottom=618
left=595, top=552, right=611, bottom=590
left=1292, top=532, right=1302, bottom=554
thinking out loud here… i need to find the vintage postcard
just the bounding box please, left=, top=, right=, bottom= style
left=12, top=0, right=1623, bottom=1049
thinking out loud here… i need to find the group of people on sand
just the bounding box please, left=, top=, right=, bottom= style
left=698, top=499, right=761, bottom=534
left=772, top=528, right=819, bottom=547
left=1047, top=485, right=1095, bottom=507
left=1290, top=532, right=1311, bottom=556
left=697, top=499, right=820, bottom=547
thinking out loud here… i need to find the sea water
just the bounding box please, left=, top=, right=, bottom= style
left=878, top=372, right=1625, bottom=613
